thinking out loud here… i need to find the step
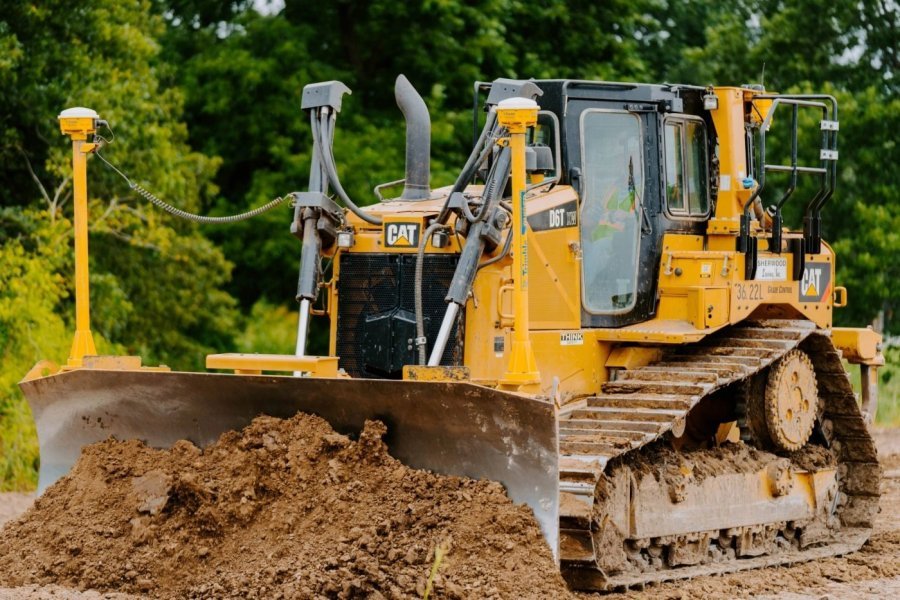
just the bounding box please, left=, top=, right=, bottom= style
left=558, top=418, right=664, bottom=434
left=728, top=327, right=808, bottom=341
left=588, top=394, right=693, bottom=410
left=615, top=369, right=719, bottom=384
left=569, top=406, right=684, bottom=423
left=602, top=379, right=709, bottom=396
left=559, top=428, right=649, bottom=442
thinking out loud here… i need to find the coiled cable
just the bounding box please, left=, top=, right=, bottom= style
left=94, top=149, right=290, bottom=224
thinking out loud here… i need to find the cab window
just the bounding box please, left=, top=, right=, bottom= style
left=579, top=110, right=643, bottom=314
left=664, top=117, right=709, bottom=217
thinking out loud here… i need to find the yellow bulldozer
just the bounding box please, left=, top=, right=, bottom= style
left=22, top=75, right=884, bottom=590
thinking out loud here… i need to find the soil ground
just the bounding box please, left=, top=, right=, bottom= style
left=1, top=427, right=898, bottom=599
left=0, top=414, right=567, bottom=599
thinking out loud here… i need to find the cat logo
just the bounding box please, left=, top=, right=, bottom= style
left=384, top=222, right=420, bottom=248
left=799, top=261, right=831, bottom=303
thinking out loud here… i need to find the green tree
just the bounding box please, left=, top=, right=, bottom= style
left=163, top=0, right=662, bottom=312
left=0, top=0, right=241, bottom=365
left=0, top=208, right=72, bottom=489
left=0, top=0, right=241, bottom=488
left=827, top=87, right=899, bottom=329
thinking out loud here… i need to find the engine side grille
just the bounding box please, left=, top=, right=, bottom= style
left=335, top=253, right=464, bottom=378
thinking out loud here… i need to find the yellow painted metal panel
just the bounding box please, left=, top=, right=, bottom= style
left=206, top=353, right=339, bottom=377
left=606, top=347, right=662, bottom=370
left=527, top=227, right=580, bottom=329
left=832, top=327, right=884, bottom=365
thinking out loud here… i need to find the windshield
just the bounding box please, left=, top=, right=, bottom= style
left=580, top=111, right=643, bottom=313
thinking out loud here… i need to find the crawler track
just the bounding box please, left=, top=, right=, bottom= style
left=557, top=319, right=882, bottom=590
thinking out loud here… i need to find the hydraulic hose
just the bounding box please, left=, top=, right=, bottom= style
left=415, top=221, right=447, bottom=365
left=458, top=137, right=504, bottom=223
left=436, top=112, right=498, bottom=224
left=414, top=116, right=506, bottom=365
left=427, top=146, right=511, bottom=365
left=478, top=143, right=510, bottom=214
left=312, top=109, right=383, bottom=225
left=94, top=150, right=290, bottom=224
left=477, top=223, right=513, bottom=271
left=444, top=146, right=510, bottom=306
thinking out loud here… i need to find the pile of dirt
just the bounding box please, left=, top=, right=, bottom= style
left=0, top=413, right=571, bottom=599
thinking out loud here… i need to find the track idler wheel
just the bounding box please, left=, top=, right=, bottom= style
left=746, top=349, right=818, bottom=452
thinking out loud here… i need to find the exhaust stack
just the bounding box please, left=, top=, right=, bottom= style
left=395, top=75, right=431, bottom=200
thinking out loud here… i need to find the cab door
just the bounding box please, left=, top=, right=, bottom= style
left=569, top=102, right=663, bottom=328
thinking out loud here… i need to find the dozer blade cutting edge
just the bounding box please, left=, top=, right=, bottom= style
left=20, top=369, right=560, bottom=558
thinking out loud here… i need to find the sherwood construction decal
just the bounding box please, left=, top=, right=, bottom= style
left=756, top=257, right=788, bottom=281
left=383, top=222, right=420, bottom=248
left=799, top=261, right=831, bottom=303
left=527, top=200, right=578, bottom=232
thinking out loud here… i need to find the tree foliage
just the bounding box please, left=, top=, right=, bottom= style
left=0, top=0, right=240, bottom=486
left=661, top=0, right=898, bottom=329
left=1, top=0, right=898, bottom=488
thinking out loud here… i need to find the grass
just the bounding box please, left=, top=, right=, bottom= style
left=844, top=345, right=900, bottom=426
left=871, top=346, right=900, bottom=426
left=423, top=539, right=450, bottom=600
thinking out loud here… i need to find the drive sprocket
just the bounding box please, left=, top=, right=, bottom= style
left=747, top=348, right=819, bottom=451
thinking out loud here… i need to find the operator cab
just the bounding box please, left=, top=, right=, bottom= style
left=532, top=80, right=714, bottom=328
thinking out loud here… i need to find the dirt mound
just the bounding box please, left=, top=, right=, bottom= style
left=0, top=413, right=570, bottom=599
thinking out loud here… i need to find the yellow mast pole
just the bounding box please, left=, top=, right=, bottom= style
left=497, top=98, right=540, bottom=391
left=58, top=107, right=99, bottom=367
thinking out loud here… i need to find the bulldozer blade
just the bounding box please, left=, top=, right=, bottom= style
left=21, top=369, right=559, bottom=558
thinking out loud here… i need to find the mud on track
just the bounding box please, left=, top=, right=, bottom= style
left=582, top=427, right=900, bottom=600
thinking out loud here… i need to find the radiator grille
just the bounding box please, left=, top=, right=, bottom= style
left=335, top=253, right=464, bottom=378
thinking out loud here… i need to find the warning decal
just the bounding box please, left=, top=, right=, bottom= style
left=560, top=332, right=584, bottom=346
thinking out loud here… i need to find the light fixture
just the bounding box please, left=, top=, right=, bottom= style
left=336, top=231, right=354, bottom=249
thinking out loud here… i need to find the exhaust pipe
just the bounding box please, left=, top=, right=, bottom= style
left=395, top=74, right=431, bottom=200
